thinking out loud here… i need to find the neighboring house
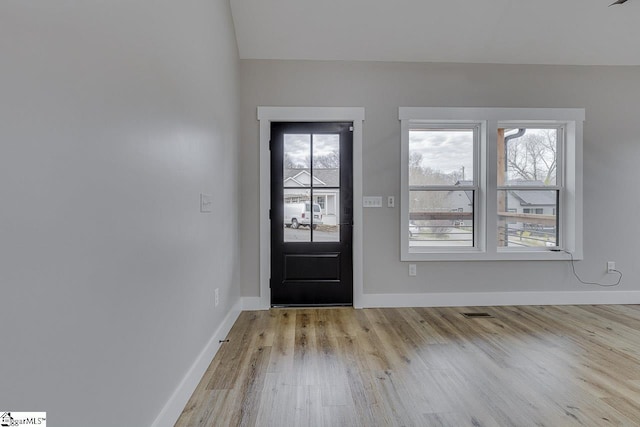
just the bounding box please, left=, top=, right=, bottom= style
left=506, top=183, right=556, bottom=216
left=284, top=168, right=340, bottom=225
left=449, top=179, right=555, bottom=216
left=449, top=180, right=474, bottom=216
left=445, top=180, right=556, bottom=231
left=442, top=180, right=556, bottom=247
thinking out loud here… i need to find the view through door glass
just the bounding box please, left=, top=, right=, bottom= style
left=283, top=133, right=340, bottom=242
left=271, top=122, right=353, bottom=306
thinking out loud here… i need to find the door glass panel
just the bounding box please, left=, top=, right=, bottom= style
left=282, top=132, right=344, bottom=243
left=284, top=134, right=311, bottom=187
left=311, top=133, right=340, bottom=242
left=283, top=134, right=312, bottom=242
left=284, top=189, right=311, bottom=242
left=313, top=190, right=340, bottom=242
left=312, top=134, right=340, bottom=187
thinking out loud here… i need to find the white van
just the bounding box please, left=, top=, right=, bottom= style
left=284, top=202, right=323, bottom=229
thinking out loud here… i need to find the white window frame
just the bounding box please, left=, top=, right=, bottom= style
left=496, top=123, right=564, bottom=253
left=400, top=107, right=584, bottom=262
left=405, top=121, right=483, bottom=253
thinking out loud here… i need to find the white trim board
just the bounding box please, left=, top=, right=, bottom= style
left=359, top=291, right=640, bottom=308
left=399, top=107, right=585, bottom=122
left=151, top=298, right=243, bottom=427
left=242, top=296, right=265, bottom=311
left=257, top=107, right=366, bottom=309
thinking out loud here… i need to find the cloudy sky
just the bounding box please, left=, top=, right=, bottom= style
left=409, top=130, right=473, bottom=177
left=284, top=134, right=339, bottom=167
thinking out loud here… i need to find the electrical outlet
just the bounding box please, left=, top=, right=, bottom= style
left=200, top=193, right=213, bottom=213
left=607, top=261, right=615, bottom=273
left=409, top=264, right=417, bottom=276
left=214, top=288, right=219, bottom=306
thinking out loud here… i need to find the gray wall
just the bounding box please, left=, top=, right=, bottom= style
left=239, top=60, right=639, bottom=296
left=0, top=1, right=240, bottom=425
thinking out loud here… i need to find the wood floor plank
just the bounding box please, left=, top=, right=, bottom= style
left=351, top=308, right=392, bottom=372
left=292, top=310, right=320, bottom=386
left=176, top=305, right=640, bottom=427
left=254, top=373, right=297, bottom=427
left=335, top=335, right=385, bottom=426
left=206, top=312, right=265, bottom=390
left=232, top=345, right=272, bottom=427
left=292, top=385, right=324, bottom=427
left=266, top=309, right=295, bottom=375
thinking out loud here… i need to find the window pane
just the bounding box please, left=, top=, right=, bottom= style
left=313, top=191, right=340, bottom=242
left=284, top=189, right=310, bottom=242
left=284, top=134, right=311, bottom=188
left=409, top=190, right=473, bottom=247
left=312, top=134, right=339, bottom=188
left=498, top=128, right=558, bottom=186
left=497, top=190, right=558, bottom=248
left=310, top=134, right=340, bottom=243
left=285, top=134, right=341, bottom=243
left=409, top=129, right=474, bottom=186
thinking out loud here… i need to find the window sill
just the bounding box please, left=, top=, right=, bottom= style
left=402, top=249, right=582, bottom=262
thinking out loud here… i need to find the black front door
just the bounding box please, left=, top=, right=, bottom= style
left=270, top=122, right=353, bottom=306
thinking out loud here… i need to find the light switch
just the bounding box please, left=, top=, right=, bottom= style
left=363, top=196, right=383, bottom=208
left=200, top=193, right=213, bottom=213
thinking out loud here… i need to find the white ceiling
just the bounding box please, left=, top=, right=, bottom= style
left=230, top=0, right=640, bottom=65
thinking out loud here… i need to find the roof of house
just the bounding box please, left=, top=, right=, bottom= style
left=454, top=179, right=556, bottom=206
left=510, top=190, right=556, bottom=206
left=505, top=180, right=556, bottom=206
left=284, top=168, right=339, bottom=187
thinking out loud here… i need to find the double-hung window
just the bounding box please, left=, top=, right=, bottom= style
left=497, top=125, right=562, bottom=250
left=407, top=123, right=481, bottom=250
left=400, top=108, right=584, bottom=261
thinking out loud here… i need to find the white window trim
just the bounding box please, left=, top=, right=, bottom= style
left=404, top=121, right=484, bottom=253
left=399, top=107, right=584, bottom=262
left=257, top=107, right=365, bottom=308
left=496, top=123, right=564, bottom=253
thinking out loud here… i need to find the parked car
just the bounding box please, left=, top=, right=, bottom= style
left=284, top=202, right=323, bottom=229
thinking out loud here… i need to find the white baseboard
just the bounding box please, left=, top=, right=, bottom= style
left=151, top=298, right=243, bottom=427
left=242, top=296, right=268, bottom=311
left=235, top=291, right=640, bottom=311
left=359, top=290, right=640, bottom=308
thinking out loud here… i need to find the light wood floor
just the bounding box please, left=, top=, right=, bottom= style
left=176, top=305, right=640, bottom=426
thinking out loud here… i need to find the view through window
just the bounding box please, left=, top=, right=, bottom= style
left=408, top=127, right=477, bottom=248
left=400, top=107, right=584, bottom=261
left=497, top=127, right=561, bottom=249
